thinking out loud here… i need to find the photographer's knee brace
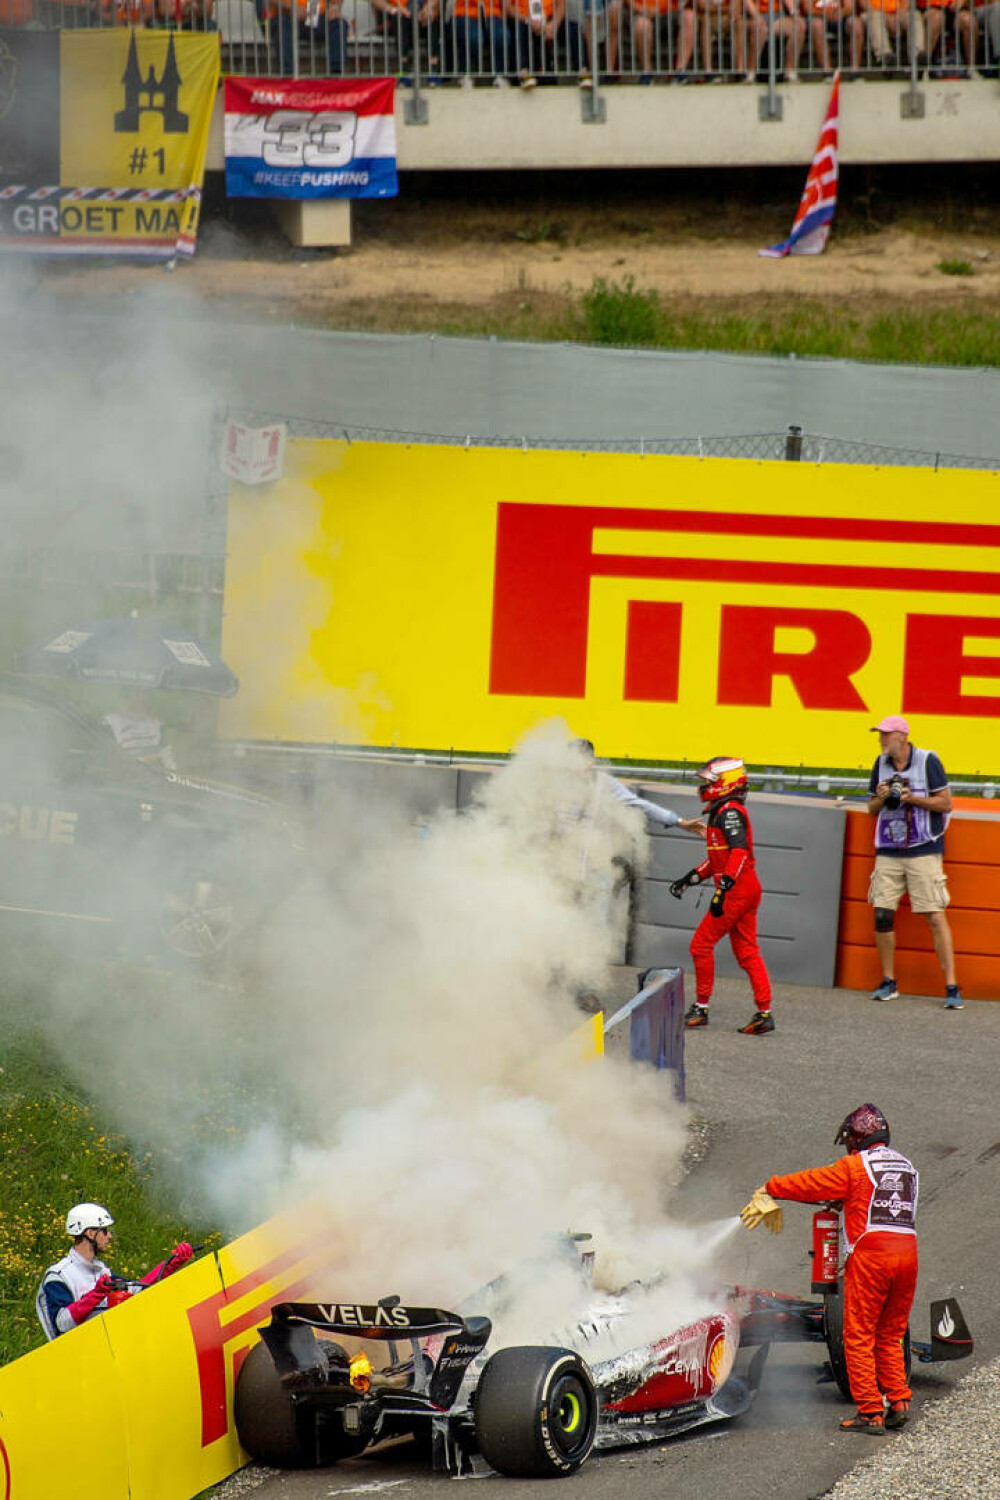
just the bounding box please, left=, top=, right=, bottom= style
left=874, top=907, right=896, bottom=934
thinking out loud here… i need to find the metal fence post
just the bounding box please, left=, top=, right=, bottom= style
left=901, top=0, right=925, bottom=117
left=784, top=424, right=803, bottom=461
left=581, top=2, right=607, bottom=121
left=405, top=16, right=430, bottom=123
left=759, top=4, right=783, bottom=120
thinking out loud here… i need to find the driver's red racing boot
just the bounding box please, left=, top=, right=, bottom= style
left=885, top=1400, right=910, bottom=1430
left=738, top=1011, right=775, bottom=1035
left=684, top=1005, right=709, bottom=1028
left=840, top=1411, right=886, bottom=1435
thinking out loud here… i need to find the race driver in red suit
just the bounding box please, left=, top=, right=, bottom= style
left=741, top=1104, right=918, bottom=1436
left=669, top=756, right=774, bottom=1035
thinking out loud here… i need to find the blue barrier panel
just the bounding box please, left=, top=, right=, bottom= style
left=603, top=967, right=685, bottom=1103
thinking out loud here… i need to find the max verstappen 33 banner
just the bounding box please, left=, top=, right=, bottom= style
left=223, top=76, right=397, bottom=199
left=0, top=28, right=218, bottom=259
left=218, top=442, right=1000, bottom=772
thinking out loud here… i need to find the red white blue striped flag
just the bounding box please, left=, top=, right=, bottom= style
left=760, top=72, right=840, bottom=258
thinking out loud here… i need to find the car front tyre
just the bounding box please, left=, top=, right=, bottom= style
left=474, top=1346, right=598, bottom=1478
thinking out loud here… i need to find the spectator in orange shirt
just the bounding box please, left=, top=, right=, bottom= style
left=800, top=0, right=864, bottom=68
left=859, top=0, right=925, bottom=64
left=451, top=0, right=510, bottom=79
left=157, top=0, right=215, bottom=24
left=606, top=0, right=695, bottom=79
left=505, top=0, right=566, bottom=85
left=747, top=0, right=806, bottom=78
left=918, top=0, right=975, bottom=69
left=696, top=0, right=751, bottom=78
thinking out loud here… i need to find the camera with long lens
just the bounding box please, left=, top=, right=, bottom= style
left=884, top=776, right=906, bottom=810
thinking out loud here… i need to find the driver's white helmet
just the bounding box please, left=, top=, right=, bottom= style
left=66, top=1203, right=114, bottom=1237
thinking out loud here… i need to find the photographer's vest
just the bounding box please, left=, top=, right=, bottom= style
left=874, top=746, right=947, bottom=852
left=843, top=1145, right=919, bottom=1259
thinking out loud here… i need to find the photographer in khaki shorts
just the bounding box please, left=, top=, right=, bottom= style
left=867, top=714, right=961, bottom=1010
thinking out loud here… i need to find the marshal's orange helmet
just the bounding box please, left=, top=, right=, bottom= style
left=696, top=757, right=748, bottom=805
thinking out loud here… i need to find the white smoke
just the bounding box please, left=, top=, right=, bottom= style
left=2, top=275, right=720, bottom=1351
left=178, top=723, right=709, bottom=1338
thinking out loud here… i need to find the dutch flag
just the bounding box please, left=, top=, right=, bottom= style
left=760, top=72, right=840, bottom=258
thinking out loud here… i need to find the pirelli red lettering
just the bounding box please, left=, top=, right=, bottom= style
left=187, top=1242, right=326, bottom=1447
left=488, top=502, right=1000, bottom=715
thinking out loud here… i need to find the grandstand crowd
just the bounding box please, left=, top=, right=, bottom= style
left=4, top=0, right=998, bottom=86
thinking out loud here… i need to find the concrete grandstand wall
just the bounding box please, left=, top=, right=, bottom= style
left=205, top=78, right=1000, bottom=173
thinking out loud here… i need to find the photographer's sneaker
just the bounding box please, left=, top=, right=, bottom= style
left=944, top=985, right=964, bottom=1010
left=870, top=978, right=899, bottom=1002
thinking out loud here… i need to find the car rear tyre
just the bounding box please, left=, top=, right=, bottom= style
left=823, top=1288, right=910, bottom=1403
left=474, top=1346, right=598, bottom=1478
left=235, top=1340, right=317, bottom=1467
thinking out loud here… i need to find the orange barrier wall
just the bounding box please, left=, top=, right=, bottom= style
left=835, top=802, right=1000, bottom=1001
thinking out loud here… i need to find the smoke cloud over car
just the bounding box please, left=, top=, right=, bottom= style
left=1, top=277, right=720, bottom=1353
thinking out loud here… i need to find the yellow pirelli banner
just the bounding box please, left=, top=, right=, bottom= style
left=0, top=28, right=218, bottom=258
left=218, top=442, right=1000, bottom=773
left=0, top=1201, right=345, bottom=1500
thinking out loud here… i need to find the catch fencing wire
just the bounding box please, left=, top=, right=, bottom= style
left=223, top=414, right=1000, bottom=471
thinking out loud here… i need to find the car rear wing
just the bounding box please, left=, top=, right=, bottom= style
left=259, top=1298, right=492, bottom=1407
left=268, top=1300, right=468, bottom=1340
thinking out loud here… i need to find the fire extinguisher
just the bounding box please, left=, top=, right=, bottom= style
left=810, top=1208, right=840, bottom=1294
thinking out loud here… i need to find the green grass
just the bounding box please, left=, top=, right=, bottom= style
left=321, top=278, right=1000, bottom=367
left=575, top=280, right=1000, bottom=364
left=0, top=1017, right=222, bottom=1365
left=937, top=258, right=974, bottom=277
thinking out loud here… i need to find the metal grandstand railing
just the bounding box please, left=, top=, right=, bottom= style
left=11, top=2, right=999, bottom=85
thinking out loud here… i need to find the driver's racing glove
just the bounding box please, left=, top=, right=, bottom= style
left=739, top=1187, right=784, bottom=1234
left=68, top=1273, right=116, bottom=1325
left=669, top=869, right=702, bottom=900
left=709, top=874, right=735, bottom=919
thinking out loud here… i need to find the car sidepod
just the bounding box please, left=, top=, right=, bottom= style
left=593, top=1309, right=753, bottom=1447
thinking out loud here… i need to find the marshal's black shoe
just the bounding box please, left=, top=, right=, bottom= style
left=840, top=1411, right=885, bottom=1435
left=885, top=1400, right=910, bottom=1430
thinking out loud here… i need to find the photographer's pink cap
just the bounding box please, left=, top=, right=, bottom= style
left=872, top=714, right=909, bottom=734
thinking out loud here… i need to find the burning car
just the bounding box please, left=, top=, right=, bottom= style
left=235, top=1288, right=753, bottom=1479
left=234, top=1230, right=974, bottom=1479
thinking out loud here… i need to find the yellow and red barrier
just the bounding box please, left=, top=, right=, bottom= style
left=0, top=1202, right=345, bottom=1500
left=0, top=1016, right=604, bottom=1500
